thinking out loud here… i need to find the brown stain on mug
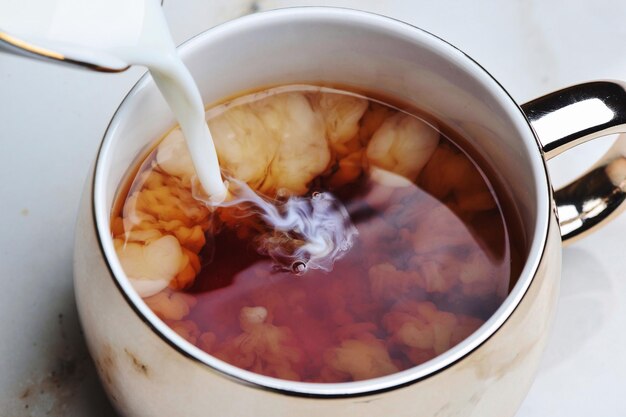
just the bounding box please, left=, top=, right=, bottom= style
left=94, top=344, right=120, bottom=405
left=93, top=344, right=151, bottom=410
left=124, top=348, right=150, bottom=376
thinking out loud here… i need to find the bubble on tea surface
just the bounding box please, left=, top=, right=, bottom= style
left=291, top=261, right=307, bottom=275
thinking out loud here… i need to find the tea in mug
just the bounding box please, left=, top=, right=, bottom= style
left=111, top=84, right=524, bottom=382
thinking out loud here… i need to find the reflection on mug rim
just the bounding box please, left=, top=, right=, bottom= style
left=90, top=7, right=552, bottom=397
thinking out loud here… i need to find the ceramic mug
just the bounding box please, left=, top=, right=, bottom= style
left=74, top=7, right=626, bottom=417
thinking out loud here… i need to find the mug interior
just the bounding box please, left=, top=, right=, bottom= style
left=93, top=7, right=550, bottom=396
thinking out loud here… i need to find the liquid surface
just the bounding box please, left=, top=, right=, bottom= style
left=112, top=85, right=522, bottom=383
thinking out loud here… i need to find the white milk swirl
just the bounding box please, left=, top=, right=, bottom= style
left=195, top=179, right=358, bottom=274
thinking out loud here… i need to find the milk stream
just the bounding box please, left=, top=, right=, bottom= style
left=0, top=0, right=356, bottom=273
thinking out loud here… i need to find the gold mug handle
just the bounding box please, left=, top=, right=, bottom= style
left=522, top=81, right=626, bottom=244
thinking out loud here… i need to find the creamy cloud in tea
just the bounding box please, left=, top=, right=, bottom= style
left=111, top=84, right=523, bottom=383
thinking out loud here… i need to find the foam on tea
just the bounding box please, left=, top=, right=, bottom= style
left=112, top=84, right=523, bottom=383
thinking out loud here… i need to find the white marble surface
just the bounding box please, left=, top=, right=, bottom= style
left=1, top=1, right=625, bottom=416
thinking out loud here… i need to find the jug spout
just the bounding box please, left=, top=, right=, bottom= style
left=0, top=0, right=164, bottom=72
left=0, top=31, right=130, bottom=72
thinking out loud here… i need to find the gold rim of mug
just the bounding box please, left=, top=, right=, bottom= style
left=89, top=7, right=552, bottom=398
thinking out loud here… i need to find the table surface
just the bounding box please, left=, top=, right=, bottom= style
left=1, top=1, right=625, bottom=416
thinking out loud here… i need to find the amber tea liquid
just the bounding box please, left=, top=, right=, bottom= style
left=111, top=84, right=524, bottom=383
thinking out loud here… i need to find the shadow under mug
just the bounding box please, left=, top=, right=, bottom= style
left=73, top=7, right=626, bottom=417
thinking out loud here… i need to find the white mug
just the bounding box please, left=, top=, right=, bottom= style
left=74, top=7, right=626, bottom=416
